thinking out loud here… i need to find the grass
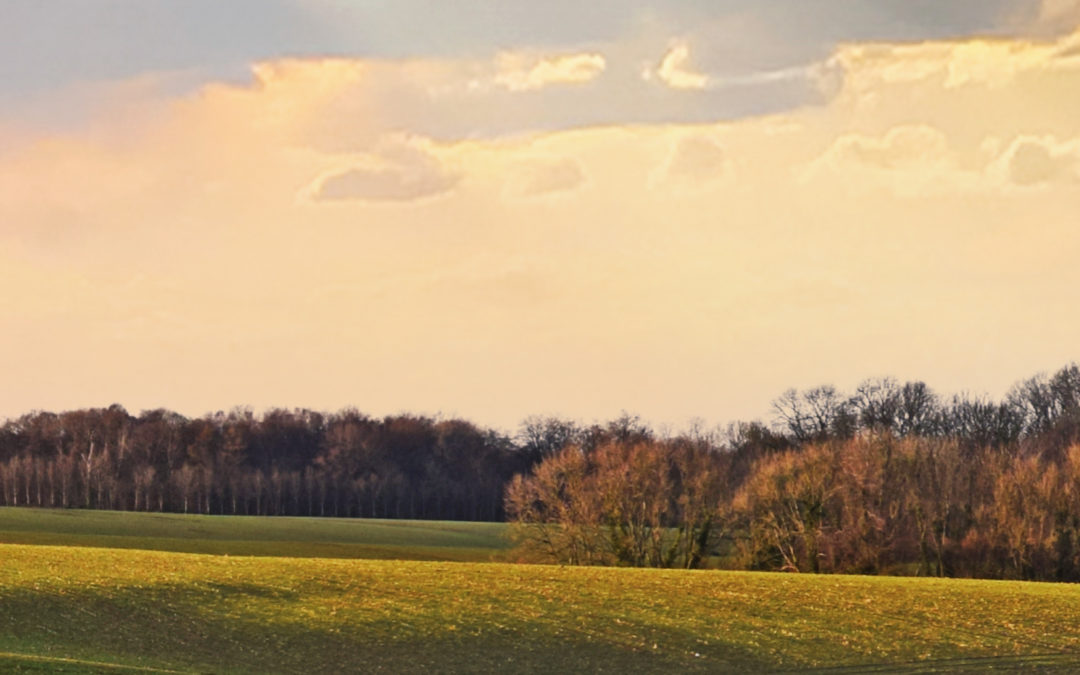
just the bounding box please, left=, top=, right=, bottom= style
left=0, top=507, right=509, bottom=562
left=2, top=542, right=1080, bottom=673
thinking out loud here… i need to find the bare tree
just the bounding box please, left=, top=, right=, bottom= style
left=850, top=377, right=902, bottom=433
left=895, top=381, right=941, bottom=437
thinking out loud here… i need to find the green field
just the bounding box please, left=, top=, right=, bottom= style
left=0, top=507, right=509, bottom=562
left=2, top=510, right=1080, bottom=673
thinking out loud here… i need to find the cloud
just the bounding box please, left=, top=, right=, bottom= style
left=1028, top=0, right=1080, bottom=35
left=504, top=157, right=586, bottom=199
left=807, top=127, right=1080, bottom=196
left=3, top=26, right=1080, bottom=428
left=645, top=41, right=815, bottom=93
left=828, top=29, right=1080, bottom=101
left=307, top=141, right=460, bottom=203
left=647, top=43, right=709, bottom=90
left=494, top=52, right=606, bottom=92
left=991, top=135, right=1080, bottom=187
left=243, top=53, right=614, bottom=154
left=826, top=125, right=951, bottom=170
left=801, top=125, right=974, bottom=197
left=311, top=165, right=457, bottom=203
left=658, top=135, right=730, bottom=186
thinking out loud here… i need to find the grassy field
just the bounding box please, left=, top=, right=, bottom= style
left=0, top=507, right=509, bottom=562
left=2, top=541, right=1080, bottom=673
left=2, top=509, right=1079, bottom=672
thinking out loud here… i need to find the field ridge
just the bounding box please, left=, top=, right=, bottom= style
left=0, top=650, right=186, bottom=673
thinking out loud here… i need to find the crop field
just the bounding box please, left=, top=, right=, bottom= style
left=0, top=507, right=509, bottom=562
left=3, top=537, right=1080, bottom=673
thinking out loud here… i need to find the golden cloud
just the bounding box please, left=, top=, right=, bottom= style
left=1030, top=0, right=1080, bottom=35
left=503, top=157, right=586, bottom=200
left=990, top=135, right=1080, bottom=187
left=829, top=28, right=1080, bottom=102
left=800, top=125, right=974, bottom=197
left=2, top=28, right=1080, bottom=425
left=494, top=52, right=606, bottom=92
left=661, top=135, right=730, bottom=183
left=306, top=141, right=461, bottom=203
left=647, top=43, right=709, bottom=90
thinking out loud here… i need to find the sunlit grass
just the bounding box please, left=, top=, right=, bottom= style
left=2, top=543, right=1080, bottom=673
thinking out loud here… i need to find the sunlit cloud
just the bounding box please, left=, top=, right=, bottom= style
left=653, top=135, right=731, bottom=190
left=647, top=42, right=709, bottom=90
left=1030, top=0, right=1080, bottom=35
left=645, top=41, right=814, bottom=92
left=992, top=134, right=1080, bottom=187
left=801, top=125, right=976, bottom=197
left=2, top=25, right=1080, bottom=427
left=306, top=140, right=461, bottom=203
left=805, top=126, right=1080, bottom=197
left=828, top=30, right=1080, bottom=100
left=494, top=52, right=606, bottom=92
left=503, top=157, right=586, bottom=200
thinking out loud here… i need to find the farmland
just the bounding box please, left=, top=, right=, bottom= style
left=2, top=511, right=1080, bottom=673
left=0, top=507, right=509, bottom=562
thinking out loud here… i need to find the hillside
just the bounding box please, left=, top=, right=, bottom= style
left=2, top=543, right=1080, bottom=673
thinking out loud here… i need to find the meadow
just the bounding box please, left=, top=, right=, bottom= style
left=0, top=507, right=509, bottom=562
left=2, top=509, right=1080, bottom=673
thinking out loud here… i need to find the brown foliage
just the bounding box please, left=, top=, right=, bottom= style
left=506, top=440, right=728, bottom=568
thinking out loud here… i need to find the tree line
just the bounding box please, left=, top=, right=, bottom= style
left=0, top=405, right=675, bottom=522
left=510, top=432, right=1080, bottom=581
left=2, top=363, right=1080, bottom=581
left=0, top=408, right=522, bottom=521
left=507, top=363, right=1080, bottom=582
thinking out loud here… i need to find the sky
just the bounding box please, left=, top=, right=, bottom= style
left=2, top=1, right=1079, bottom=432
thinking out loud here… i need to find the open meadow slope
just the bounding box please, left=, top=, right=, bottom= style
left=2, top=543, right=1080, bottom=673
left=0, top=507, right=509, bottom=561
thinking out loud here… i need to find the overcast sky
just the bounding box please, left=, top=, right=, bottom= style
left=2, top=1, right=1079, bottom=430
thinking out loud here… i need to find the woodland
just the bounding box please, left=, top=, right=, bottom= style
left=3, top=363, right=1080, bottom=581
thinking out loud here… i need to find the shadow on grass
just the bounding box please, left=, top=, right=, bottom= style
left=0, top=583, right=777, bottom=674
